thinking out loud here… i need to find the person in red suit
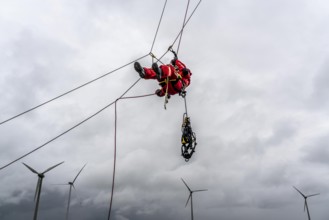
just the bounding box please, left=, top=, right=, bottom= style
left=134, top=51, right=192, bottom=97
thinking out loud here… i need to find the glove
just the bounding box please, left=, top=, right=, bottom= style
left=155, top=89, right=164, bottom=97
left=171, top=58, right=177, bottom=65
left=182, top=68, right=190, bottom=76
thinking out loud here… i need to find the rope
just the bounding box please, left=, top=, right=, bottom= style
left=149, top=52, right=165, bottom=65
left=158, top=0, right=202, bottom=61
left=0, top=79, right=142, bottom=170
left=177, top=0, right=190, bottom=55
left=150, top=0, right=168, bottom=54
left=171, top=0, right=202, bottom=48
left=120, top=93, right=156, bottom=100
left=164, top=76, right=170, bottom=109
left=0, top=54, right=149, bottom=126
left=107, top=92, right=155, bottom=220
left=107, top=100, right=117, bottom=220
left=183, top=93, right=189, bottom=117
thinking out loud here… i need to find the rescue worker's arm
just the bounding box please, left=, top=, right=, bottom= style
left=171, top=50, right=177, bottom=59
left=169, top=47, right=177, bottom=58
left=169, top=48, right=178, bottom=65
left=174, top=59, right=187, bottom=72
left=182, top=68, right=191, bottom=76
left=181, top=68, right=192, bottom=87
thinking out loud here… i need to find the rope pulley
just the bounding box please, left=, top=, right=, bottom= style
left=181, top=112, right=197, bottom=162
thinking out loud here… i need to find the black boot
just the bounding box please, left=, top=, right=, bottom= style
left=152, top=62, right=162, bottom=81
left=134, top=62, right=145, bottom=78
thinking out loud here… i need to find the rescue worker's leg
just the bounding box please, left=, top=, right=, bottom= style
left=143, top=68, right=157, bottom=79
left=134, top=62, right=145, bottom=78
left=152, top=63, right=162, bottom=81
left=134, top=62, right=157, bottom=79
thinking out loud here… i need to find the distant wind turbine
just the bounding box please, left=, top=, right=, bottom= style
left=181, top=178, right=207, bottom=220
left=293, top=186, right=320, bottom=220
left=23, top=161, right=64, bottom=220
left=64, top=164, right=87, bottom=220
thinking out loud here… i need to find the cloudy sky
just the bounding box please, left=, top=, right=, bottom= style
left=1, top=0, right=329, bottom=219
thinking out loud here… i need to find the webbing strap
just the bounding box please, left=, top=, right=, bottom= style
left=164, top=76, right=170, bottom=109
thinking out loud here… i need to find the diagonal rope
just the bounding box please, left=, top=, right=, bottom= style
left=171, top=0, right=202, bottom=49
left=158, top=0, right=202, bottom=61
left=0, top=79, right=143, bottom=171
left=177, top=0, right=191, bottom=55
left=150, top=0, right=168, bottom=53
left=0, top=54, right=149, bottom=126
left=107, top=92, right=155, bottom=220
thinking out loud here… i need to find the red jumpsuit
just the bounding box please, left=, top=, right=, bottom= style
left=143, top=59, right=192, bottom=97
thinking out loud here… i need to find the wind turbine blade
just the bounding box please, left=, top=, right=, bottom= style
left=304, top=200, right=306, bottom=212
left=42, top=161, right=64, bottom=174
left=22, top=163, right=39, bottom=174
left=72, top=164, right=87, bottom=184
left=193, top=189, right=208, bottom=193
left=307, top=193, right=320, bottom=198
left=185, top=194, right=192, bottom=207
left=181, top=178, right=192, bottom=192
left=293, top=186, right=306, bottom=198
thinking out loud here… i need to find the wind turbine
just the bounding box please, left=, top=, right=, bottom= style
left=181, top=178, right=207, bottom=220
left=23, top=161, right=64, bottom=220
left=64, top=164, right=87, bottom=220
left=293, top=186, right=320, bottom=220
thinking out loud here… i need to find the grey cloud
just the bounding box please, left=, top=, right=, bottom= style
left=303, top=135, right=329, bottom=165
left=2, top=0, right=329, bottom=220
left=265, top=120, right=298, bottom=146
left=0, top=188, right=108, bottom=220
left=310, top=60, right=329, bottom=108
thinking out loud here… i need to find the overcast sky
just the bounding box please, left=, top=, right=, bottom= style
left=1, top=0, right=329, bottom=219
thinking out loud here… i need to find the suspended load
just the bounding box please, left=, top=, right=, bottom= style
left=181, top=113, right=197, bottom=162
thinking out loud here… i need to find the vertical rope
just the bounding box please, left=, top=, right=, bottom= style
left=158, top=0, right=202, bottom=61
left=164, top=77, right=170, bottom=109
left=183, top=95, right=188, bottom=117
left=107, top=100, right=118, bottom=220
left=177, top=0, right=190, bottom=55
left=106, top=93, right=155, bottom=220
left=172, top=0, right=202, bottom=47
left=150, top=0, right=168, bottom=53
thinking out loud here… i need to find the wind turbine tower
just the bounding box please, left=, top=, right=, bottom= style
left=181, top=178, right=207, bottom=220
left=23, top=161, right=64, bottom=220
left=293, top=186, right=320, bottom=220
left=65, top=164, right=87, bottom=220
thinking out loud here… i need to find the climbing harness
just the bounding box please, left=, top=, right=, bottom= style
left=159, top=73, right=182, bottom=110
left=181, top=112, right=197, bottom=162
left=180, top=91, right=197, bottom=162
